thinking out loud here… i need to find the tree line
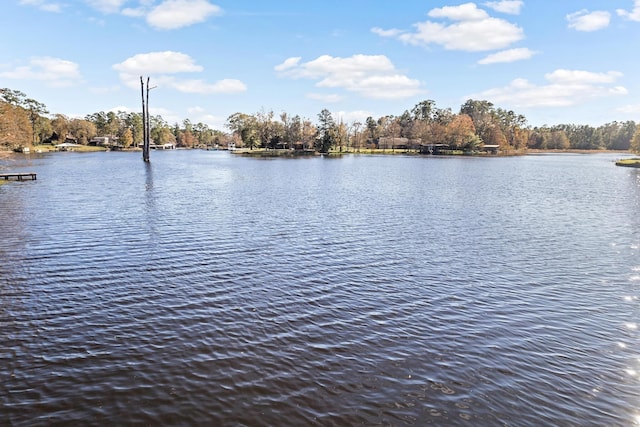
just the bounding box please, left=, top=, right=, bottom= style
left=0, top=88, right=228, bottom=151
left=2, top=87, right=639, bottom=153
left=199, top=100, right=640, bottom=153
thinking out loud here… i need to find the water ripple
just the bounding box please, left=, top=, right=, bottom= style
left=1, top=152, right=639, bottom=426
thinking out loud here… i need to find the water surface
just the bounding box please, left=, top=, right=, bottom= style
left=1, top=151, right=639, bottom=426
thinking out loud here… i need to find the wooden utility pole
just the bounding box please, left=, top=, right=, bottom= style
left=140, top=76, right=151, bottom=162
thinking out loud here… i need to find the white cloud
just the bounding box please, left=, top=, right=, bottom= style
left=616, top=104, right=640, bottom=115
left=84, top=0, right=127, bottom=14
left=428, top=3, right=489, bottom=21
left=545, top=69, right=622, bottom=84
left=484, top=1, right=523, bottom=15
left=279, top=54, right=395, bottom=79
left=274, top=57, right=301, bottom=72
left=113, top=51, right=246, bottom=95
left=19, top=0, right=63, bottom=12
left=108, top=105, right=132, bottom=113
left=334, top=110, right=375, bottom=124
left=469, top=69, right=627, bottom=108
left=370, top=27, right=403, bottom=37
left=121, top=7, right=146, bottom=18
left=275, top=54, right=423, bottom=100
left=478, top=47, right=536, bottom=64
left=187, top=106, right=206, bottom=115
left=187, top=106, right=227, bottom=129
left=85, top=0, right=223, bottom=30
left=375, top=3, right=524, bottom=51
left=167, top=78, right=246, bottom=94
left=113, top=51, right=204, bottom=74
left=0, top=57, right=81, bottom=87
left=567, top=10, right=611, bottom=32
left=147, top=106, right=182, bottom=124
left=617, top=0, right=640, bottom=21
left=147, top=0, right=222, bottom=30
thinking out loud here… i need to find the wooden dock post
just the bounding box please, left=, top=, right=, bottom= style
left=140, top=76, right=155, bottom=163
left=141, top=76, right=150, bottom=162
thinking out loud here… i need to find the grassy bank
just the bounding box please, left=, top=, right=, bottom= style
left=2, top=145, right=109, bottom=153
left=32, top=145, right=108, bottom=152
left=231, top=147, right=519, bottom=157
left=231, top=148, right=318, bottom=158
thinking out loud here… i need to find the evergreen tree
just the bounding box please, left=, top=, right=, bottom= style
left=315, top=109, right=336, bottom=153
left=630, top=125, right=640, bottom=154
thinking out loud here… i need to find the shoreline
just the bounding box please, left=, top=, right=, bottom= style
left=1, top=147, right=633, bottom=157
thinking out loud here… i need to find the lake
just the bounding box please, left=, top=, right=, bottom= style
left=1, top=150, right=639, bottom=426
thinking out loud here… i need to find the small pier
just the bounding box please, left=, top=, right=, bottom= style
left=0, top=172, right=37, bottom=181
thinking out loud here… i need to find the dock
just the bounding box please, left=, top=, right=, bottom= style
left=0, top=172, right=37, bottom=181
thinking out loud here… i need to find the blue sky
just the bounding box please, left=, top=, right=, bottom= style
left=2, top=0, right=640, bottom=130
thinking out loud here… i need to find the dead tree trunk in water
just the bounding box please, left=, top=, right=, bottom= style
left=141, top=76, right=150, bottom=162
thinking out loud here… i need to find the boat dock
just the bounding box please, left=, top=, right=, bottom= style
left=0, top=172, right=37, bottom=181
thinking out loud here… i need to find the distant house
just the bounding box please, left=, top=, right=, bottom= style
left=377, top=137, right=422, bottom=150
left=420, top=143, right=449, bottom=154
left=55, top=142, right=81, bottom=151
left=43, top=132, right=60, bottom=145
left=378, top=137, right=407, bottom=150
left=149, top=142, right=175, bottom=150
left=44, top=133, right=78, bottom=146
left=89, top=135, right=119, bottom=147
left=89, top=136, right=109, bottom=146
left=481, top=144, right=500, bottom=154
